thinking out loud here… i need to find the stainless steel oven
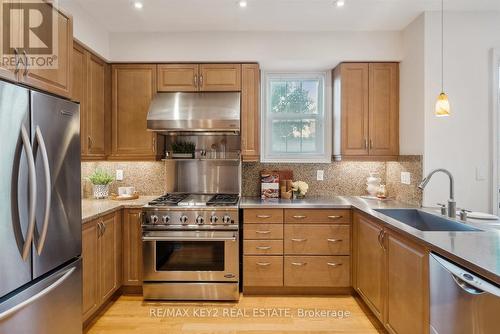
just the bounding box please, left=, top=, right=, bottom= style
left=142, top=230, right=239, bottom=282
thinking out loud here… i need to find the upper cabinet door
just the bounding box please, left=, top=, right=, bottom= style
left=241, top=64, right=260, bottom=161
left=0, top=0, right=19, bottom=82
left=86, top=53, right=107, bottom=157
left=199, top=64, right=241, bottom=91
left=157, top=64, right=199, bottom=92
left=111, top=64, right=157, bottom=160
left=20, top=3, right=73, bottom=98
left=368, top=63, right=399, bottom=156
left=71, top=42, right=87, bottom=155
left=340, top=63, right=369, bottom=156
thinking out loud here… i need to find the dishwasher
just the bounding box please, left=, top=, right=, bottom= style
left=430, top=253, right=500, bottom=334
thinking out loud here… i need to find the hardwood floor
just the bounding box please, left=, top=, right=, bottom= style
left=86, top=294, right=384, bottom=334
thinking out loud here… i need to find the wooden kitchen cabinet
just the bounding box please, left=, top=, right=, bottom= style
left=385, top=232, right=429, bottom=334
left=72, top=42, right=108, bottom=160
left=0, top=1, right=72, bottom=98
left=199, top=64, right=241, bottom=91
left=284, top=256, right=350, bottom=287
left=241, top=64, right=260, bottom=161
left=20, top=2, right=73, bottom=98
left=111, top=64, right=160, bottom=160
left=122, top=209, right=143, bottom=286
left=353, top=211, right=429, bottom=334
left=353, top=213, right=385, bottom=320
left=157, top=64, right=199, bottom=92
left=334, top=62, right=399, bottom=159
left=82, top=211, right=122, bottom=322
left=0, top=0, right=18, bottom=82
left=244, top=256, right=283, bottom=287
left=368, top=63, right=399, bottom=156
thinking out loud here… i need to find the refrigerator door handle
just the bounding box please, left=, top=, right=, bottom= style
left=34, top=126, right=52, bottom=255
left=20, top=125, right=37, bottom=261
left=0, top=266, right=75, bottom=321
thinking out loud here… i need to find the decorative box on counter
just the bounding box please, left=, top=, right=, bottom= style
left=260, top=170, right=280, bottom=199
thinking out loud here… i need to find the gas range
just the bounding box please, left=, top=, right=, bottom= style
left=142, top=193, right=239, bottom=230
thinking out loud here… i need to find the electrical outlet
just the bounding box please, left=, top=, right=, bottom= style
left=116, top=169, right=124, bottom=181
left=317, top=170, right=324, bottom=181
left=400, top=172, right=411, bottom=185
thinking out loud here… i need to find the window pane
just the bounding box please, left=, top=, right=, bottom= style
left=270, top=79, right=320, bottom=115
left=271, top=119, right=318, bottom=153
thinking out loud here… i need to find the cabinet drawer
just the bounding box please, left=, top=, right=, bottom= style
left=244, top=240, right=283, bottom=255
left=244, top=256, right=283, bottom=286
left=284, top=225, right=350, bottom=255
left=284, top=256, right=350, bottom=287
left=244, top=209, right=283, bottom=224
left=244, top=224, right=283, bottom=240
left=285, top=209, right=351, bottom=224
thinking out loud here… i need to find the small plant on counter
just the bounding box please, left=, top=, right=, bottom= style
left=171, top=141, right=196, bottom=158
left=88, top=169, right=114, bottom=199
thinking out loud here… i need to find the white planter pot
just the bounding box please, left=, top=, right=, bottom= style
left=93, top=184, right=110, bottom=199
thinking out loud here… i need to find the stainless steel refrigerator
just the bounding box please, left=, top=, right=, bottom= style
left=0, top=79, right=82, bottom=334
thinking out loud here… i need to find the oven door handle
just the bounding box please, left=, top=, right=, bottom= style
left=142, top=236, right=237, bottom=242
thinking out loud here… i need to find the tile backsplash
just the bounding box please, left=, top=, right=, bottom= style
left=81, top=161, right=166, bottom=198
left=242, top=155, right=423, bottom=205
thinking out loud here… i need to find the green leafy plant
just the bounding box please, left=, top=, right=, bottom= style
left=88, top=169, right=114, bottom=185
left=171, top=141, right=196, bottom=154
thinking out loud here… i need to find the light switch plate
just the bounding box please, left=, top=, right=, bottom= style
left=401, top=172, right=411, bottom=185
left=317, top=170, right=324, bottom=181
left=476, top=167, right=486, bottom=181
left=116, top=169, right=124, bottom=181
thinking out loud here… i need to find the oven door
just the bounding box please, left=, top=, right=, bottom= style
left=142, top=230, right=239, bottom=282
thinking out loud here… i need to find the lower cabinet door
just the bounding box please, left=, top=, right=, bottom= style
left=99, top=212, right=122, bottom=302
left=123, top=209, right=143, bottom=286
left=243, top=256, right=283, bottom=287
left=386, top=232, right=429, bottom=334
left=284, top=256, right=350, bottom=287
left=82, top=221, right=99, bottom=321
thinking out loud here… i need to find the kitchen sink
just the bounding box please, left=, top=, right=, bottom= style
left=374, top=209, right=482, bottom=232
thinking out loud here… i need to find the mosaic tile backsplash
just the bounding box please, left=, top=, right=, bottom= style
left=81, top=161, right=166, bottom=198
left=242, top=156, right=423, bottom=205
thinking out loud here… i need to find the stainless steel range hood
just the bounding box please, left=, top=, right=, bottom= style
left=147, top=92, right=241, bottom=134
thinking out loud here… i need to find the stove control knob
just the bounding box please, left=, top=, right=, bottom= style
left=222, top=215, right=231, bottom=224
left=151, top=215, right=159, bottom=224
left=210, top=215, right=219, bottom=224
left=161, top=216, right=170, bottom=224
left=196, top=216, right=205, bottom=225
left=180, top=215, right=188, bottom=224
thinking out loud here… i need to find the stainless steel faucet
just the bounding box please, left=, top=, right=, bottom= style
left=418, top=168, right=456, bottom=218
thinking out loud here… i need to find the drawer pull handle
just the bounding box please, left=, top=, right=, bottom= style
left=327, top=262, right=343, bottom=267
left=256, top=262, right=271, bottom=266
left=291, top=262, right=307, bottom=266
left=291, top=238, right=307, bottom=242
left=328, top=215, right=343, bottom=220
left=256, top=246, right=272, bottom=250
left=256, top=215, right=271, bottom=219
left=255, top=230, right=271, bottom=234
left=327, top=239, right=343, bottom=243
left=292, top=215, right=307, bottom=219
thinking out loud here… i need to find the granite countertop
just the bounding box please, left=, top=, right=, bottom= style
left=241, top=196, right=500, bottom=284
left=82, top=196, right=157, bottom=224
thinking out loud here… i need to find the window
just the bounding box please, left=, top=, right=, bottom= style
left=261, top=72, right=331, bottom=162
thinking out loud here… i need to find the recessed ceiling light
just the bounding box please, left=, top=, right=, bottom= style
left=133, top=1, right=143, bottom=10
left=335, top=0, right=345, bottom=7
left=239, top=0, right=247, bottom=8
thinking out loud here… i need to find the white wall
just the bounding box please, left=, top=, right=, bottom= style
left=109, top=31, right=402, bottom=70
left=60, top=0, right=110, bottom=59
left=399, top=14, right=425, bottom=155
left=422, top=11, right=500, bottom=212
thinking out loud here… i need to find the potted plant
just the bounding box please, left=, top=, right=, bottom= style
left=171, top=141, right=196, bottom=159
left=88, top=169, right=114, bottom=199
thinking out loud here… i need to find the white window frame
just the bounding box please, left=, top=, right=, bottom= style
left=491, top=49, right=500, bottom=214
left=260, top=71, right=332, bottom=163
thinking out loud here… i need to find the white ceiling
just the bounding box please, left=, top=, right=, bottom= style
left=66, top=0, right=500, bottom=32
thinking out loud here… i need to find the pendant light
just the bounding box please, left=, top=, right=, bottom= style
left=435, top=0, right=450, bottom=117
